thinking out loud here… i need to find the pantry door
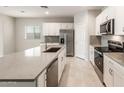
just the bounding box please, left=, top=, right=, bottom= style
left=0, top=20, right=3, bottom=57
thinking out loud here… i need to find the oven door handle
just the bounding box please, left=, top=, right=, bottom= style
left=106, top=22, right=109, bottom=33
left=95, top=49, right=102, bottom=56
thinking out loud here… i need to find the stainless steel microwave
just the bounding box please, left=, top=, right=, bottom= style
left=100, top=19, right=114, bottom=35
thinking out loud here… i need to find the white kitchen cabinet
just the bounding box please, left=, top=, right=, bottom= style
left=42, top=23, right=60, bottom=36
left=101, top=7, right=115, bottom=22
left=89, top=46, right=94, bottom=65
left=95, top=12, right=102, bottom=35
left=114, top=6, right=124, bottom=35
left=60, top=23, right=74, bottom=29
left=58, top=48, right=66, bottom=82
left=114, top=62, right=124, bottom=87
left=42, top=23, right=74, bottom=36
left=104, top=54, right=124, bottom=87
left=0, top=20, right=3, bottom=57
left=95, top=7, right=116, bottom=35
left=37, top=69, right=46, bottom=87
left=104, top=55, right=114, bottom=87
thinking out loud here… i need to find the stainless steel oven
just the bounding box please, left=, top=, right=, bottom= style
left=94, top=49, right=103, bottom=83
left=100, top=19, right=114, bottom=35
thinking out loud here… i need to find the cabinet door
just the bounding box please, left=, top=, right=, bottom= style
left=58, top=48, right=66, bottom=82
left=51, top=23, right=60, bottom=35
left=107, top=7, right=116, bottom=19
left=42, top=23, right=49, bottom=36
left=114, top=62, right=124, bottom=87
left=58, top=52, right=63, bottom=82
left=96, top=14, right=102, bottom=35
left=89, top=46, right=94, bottom=65
left=42, top=23, right=60, bottom=36
left=60, top=23, right=74, bottom=29
left=115, top=6, right=124, bottom=35
left=101, top=7, right=115, bottom=22
left=104, top=55, right=114, bottom=87
left=37, top=69, right=46, bottom=87
left=0, top=20, right=3, bottom=57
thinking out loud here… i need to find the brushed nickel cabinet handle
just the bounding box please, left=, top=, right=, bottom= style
left=109, top=68, right=113, bottom=76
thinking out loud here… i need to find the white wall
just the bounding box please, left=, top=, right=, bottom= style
left=74, top=10, right=100, bottom=60
left=15, top=17, right=73, bottom=51
left=0, top=14, right=15, bottom=56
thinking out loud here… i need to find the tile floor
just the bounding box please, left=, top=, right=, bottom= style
left=59, top=57, right=104, bottom=87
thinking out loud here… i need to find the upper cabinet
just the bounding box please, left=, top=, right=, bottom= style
left=95, top=6, right=124, bottom=35
left=96, top=14, right=102, bottom=35
left=42, top=23, right=74, bottom=36
left=60, top=23, right=74, bottom=29
left=42, top=23, right=60, bottom=36
left=115, top=7, right=124, bottom=35
left=96, top=7, right=116, bottom=35
left=102, top=7, right=116, bottom=22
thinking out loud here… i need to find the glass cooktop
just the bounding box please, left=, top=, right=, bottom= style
left=95, top=47, right=124, bottom=53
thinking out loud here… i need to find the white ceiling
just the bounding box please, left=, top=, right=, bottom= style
left=0, top=6, right=105, bottom=18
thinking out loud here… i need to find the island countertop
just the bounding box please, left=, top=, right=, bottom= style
left=0, top=45, right=65, bottom=81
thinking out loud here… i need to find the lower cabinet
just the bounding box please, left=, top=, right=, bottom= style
left=89, top=46, right=94, bottom=65
left=104, top=55, right=124, bottom=87
left=37, top=69, right=47, bottom=87
left=104, top=55, right=114, bottom=87
left=58, top=48, right=66, bottom=82
left=114, top=62, right=124, bottom=87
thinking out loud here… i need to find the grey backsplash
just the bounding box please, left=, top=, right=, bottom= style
left=101, top=35, right=124, bottom=46
left=90, top=35, right=124, bottom=47
left=45, top=36, right=59, bottom=43
left=90, top=36, right=101, bottom=46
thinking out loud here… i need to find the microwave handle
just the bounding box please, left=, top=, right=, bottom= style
left=106, top=22, right=109, bottom=32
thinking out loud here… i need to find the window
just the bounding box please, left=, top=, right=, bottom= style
left=25, top=25, right=41, bottom=40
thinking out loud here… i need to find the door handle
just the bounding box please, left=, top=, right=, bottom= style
left=109, top=68, right=113, bottom=76
left=61, top=57, right=63, bottom=62
left=106, top=22, right=109, bottom=32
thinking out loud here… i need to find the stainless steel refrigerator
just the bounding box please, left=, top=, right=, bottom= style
left=59, top=29, right=74, bottom=56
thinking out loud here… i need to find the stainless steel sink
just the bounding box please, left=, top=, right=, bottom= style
left=43, top=47, right=61, bottom=52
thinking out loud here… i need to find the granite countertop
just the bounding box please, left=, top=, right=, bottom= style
left=104, top=53, right=124, bottom=67
left=90, top=44, right=102, bottom=47
left=0, top=45, right=65, bottom=81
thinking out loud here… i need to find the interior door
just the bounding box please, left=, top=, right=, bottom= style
left=75, top=24, right=86, bottom=59
left=0, top=20, right=3, bottom=57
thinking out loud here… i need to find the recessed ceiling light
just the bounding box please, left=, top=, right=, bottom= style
left=40, top=6, right=48, bottom=9
left=45, top=11, right=49, bottom=15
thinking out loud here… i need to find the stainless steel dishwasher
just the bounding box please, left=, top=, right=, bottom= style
left=47, top=58, right=58, bottom=87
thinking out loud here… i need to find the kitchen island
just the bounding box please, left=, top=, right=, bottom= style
left=0, top=45, right=66, bottom=87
